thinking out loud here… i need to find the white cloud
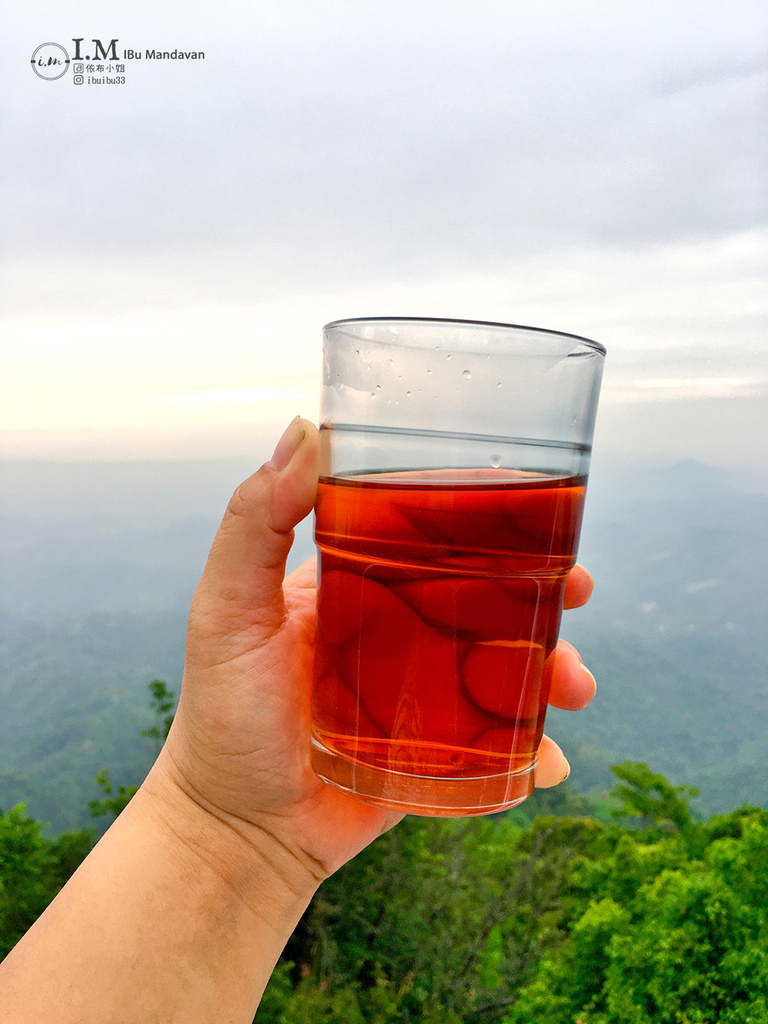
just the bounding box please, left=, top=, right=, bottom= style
left=164, top=389, right=311, bottom=405
left=1, top=1, right=766, bottom=461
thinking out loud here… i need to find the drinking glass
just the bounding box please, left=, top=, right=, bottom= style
left=311, top=317, right=605, bottom=816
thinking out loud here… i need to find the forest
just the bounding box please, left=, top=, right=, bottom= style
left=1, top=684, right=767, bottom=1024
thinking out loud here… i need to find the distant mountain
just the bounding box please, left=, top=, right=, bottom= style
left=0, top=456, right=765, bottom=830
left=547, top=457, right=768, bottom=813
left=0, top=610, right=187, bottom=831
left=0, top=455, right=316, bottom=624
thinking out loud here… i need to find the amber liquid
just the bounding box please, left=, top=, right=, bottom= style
left=311, top=469, right=587, bottom=815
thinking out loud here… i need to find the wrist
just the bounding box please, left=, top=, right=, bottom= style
left=138, top=752, right=322, bottom=931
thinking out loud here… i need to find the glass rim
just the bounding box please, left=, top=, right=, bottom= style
left=323, top=316, right=607, bottom=357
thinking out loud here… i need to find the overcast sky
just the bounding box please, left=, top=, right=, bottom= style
left=2, top=1, right=766, bottom=468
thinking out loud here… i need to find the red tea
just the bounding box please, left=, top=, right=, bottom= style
left=311, top=469, right=586, bottom=815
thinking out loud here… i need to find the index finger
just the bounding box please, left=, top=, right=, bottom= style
left=563, top=565, right=594, bottom=609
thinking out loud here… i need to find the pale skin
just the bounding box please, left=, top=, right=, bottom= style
left=0, top=417, right=598, bottom=1023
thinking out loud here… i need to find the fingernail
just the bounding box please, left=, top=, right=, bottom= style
left=269, top=416, right=305, bottom=471
left=581, top=664, right=597, bottom=697
left=562, top=760, right=571, bottom=782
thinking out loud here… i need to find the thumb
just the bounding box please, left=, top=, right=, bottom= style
left=191, top=417, right=320, bottom=640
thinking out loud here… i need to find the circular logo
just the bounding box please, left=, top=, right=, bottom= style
left=31, top=42, right=70, bottom=81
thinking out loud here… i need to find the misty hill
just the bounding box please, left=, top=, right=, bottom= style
left=0, top=455, right=314, bottom=622
left=0, top=456, right=765, bottom=831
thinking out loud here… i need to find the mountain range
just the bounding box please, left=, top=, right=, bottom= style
left=1, top=455, right=765, bottom=831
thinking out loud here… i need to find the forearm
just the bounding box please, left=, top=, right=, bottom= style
left=0, top=765, right=319, bottom=1024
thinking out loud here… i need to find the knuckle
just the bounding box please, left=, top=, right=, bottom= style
left=225, top=476, right=262, bottom=522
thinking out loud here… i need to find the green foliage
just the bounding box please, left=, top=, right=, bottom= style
left=3, top=670, right=768, bottom=1024
left=0, top=805, right=53, bottom=959
left=610, top=760, right=699, bottom=834
left=274, top=811, right=607, bottom=1023
left=0, top=804, right=93, bottom=960
left=140, top=680, right=176, bottom=751
left=269, top=763, right=768, bottom=1023
left=1, top=680, right=174, bottom=960
left=254, top=960, right=297, bottom=1023
left=277, top=981, right=366, bottom=1024
left=87, top=769, right=138, bottom=820
left=47, top=826, right=96, bottom=883
left=502, top=771, right=768, bottom=1024
left=89, top=681, right=176, bottom=821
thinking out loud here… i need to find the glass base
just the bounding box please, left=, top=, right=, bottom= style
left=311, top=735, right=536, bottom=817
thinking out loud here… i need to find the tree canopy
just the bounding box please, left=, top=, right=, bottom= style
left=1, top=683, right=766, bottom=1023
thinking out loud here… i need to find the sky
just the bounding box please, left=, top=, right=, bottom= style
left=2, top=1, right=766, bottom=470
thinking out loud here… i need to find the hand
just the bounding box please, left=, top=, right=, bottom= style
left=150, top=417, right=597, bottom=890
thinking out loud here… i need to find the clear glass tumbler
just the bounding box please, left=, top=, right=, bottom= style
left=311, top=317, right=605, bottom=816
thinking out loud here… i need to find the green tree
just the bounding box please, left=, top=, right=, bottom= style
left=87, top=769, right=139, bottom=820
left=89, top=680, right=176, bottom=820
left=2, top=681, right=176, bottom=961
left=280, top=807, right=607, bottom=1023
left=0, top=805, right=93, bottom=960
left=141, top=679, right=176, bottom=753
left=503, top=785, right=768, bottom=1023
left=610, top=760, right=699, bottom=834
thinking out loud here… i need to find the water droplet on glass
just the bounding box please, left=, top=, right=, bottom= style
left=496, top=381, right=502, bottom=388
left=490, top=454, right=502, bottom=468
left=462, top=369, right=471, bottom=380
left=426, top=368, right=432, bottom=375
left=406, top=390, right=411, bottom=397
left=376, top=384, right=381, bottom=390
left=446, top=353, right=452, bottom=360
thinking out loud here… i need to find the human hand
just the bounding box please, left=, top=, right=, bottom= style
left=149, top=417, right=597, bottom=898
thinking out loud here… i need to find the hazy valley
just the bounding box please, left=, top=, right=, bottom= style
left=1, top=455, right=765, bottom=832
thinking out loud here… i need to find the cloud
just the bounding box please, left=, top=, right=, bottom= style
left=2, top=1, right=766, bottom=462
left=4, top=1, right=765, bottom=277
left=164, top=389, right=311, bottom=405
